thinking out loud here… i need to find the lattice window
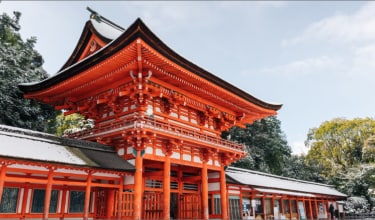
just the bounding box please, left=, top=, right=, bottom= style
left=145, top=179, right=163, bottom=189
left=31, top=189, right=59, bottom=213
left=170, top=181, right=178, bottom=190
left=255, top=198, right=263, bottom=214
left=209, top=194, right=221, bottom=215
left=229, top=196, right=241, bottom=220
left=283, top=199, right=290, bottom=213
left=0, top=187, right=19, bottom=213
left=291, top=200, right=297, bottom=213
left=265, top=198, right=272, bottom=214
left=183, top=183, right=198, bottom=191
left=69, top=191, right=85, bottom=213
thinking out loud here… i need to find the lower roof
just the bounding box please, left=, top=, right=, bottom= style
left=0, top=125, right=134, bottom=172
left=226, top=166, right=347, bottom=198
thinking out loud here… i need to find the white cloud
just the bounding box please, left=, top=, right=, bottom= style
left=291, top=141, right=309, bottom=155
left=353, top=44, right=375, bottom=71
left=260, top=55, right=342, bottom=77
left=284, top=2, right=375, bottom=46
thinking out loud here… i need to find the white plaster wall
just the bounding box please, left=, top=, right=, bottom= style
left=228, top=190, right=240, bottom=194
left=145, top=146, right=153, bottom=154
left=124, top=175, right=134, bottom=185
left=183, top=154, right=191, bottom=161
left=194, top=156, right=202, bottom=163
left=156, top=148, right=164, bottom=156
left=171, top=152, right=180, bottom=159
left=208, top=182, right=220, bottom=191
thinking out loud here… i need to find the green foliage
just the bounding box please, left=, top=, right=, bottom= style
left=305, top=117, right=375, bottom=177
left=363, top=135, right=375, bottom=162
left=0, top=11, right=56, bottom=132
left=222, top=116, right=291, bottom=175
left=55, top=112, right=94, bottom=137
left=281, top=155, right=326, bottom=183
left=305, top=117, right=375, bottom=198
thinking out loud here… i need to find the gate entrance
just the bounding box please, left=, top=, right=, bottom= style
left=179, top=193, right=202, bottom=219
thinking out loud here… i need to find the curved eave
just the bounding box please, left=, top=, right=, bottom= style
left=19, top=18, right=281, bottom=112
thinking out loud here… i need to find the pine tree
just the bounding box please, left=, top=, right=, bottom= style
left=0, top=11, right=56, bottom=132
left=222, top=116, right=291, bottom=175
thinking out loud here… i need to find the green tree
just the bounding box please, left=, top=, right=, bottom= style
left=305, top=117, right=375, bottom=178
left=363, top=135, right=375, bottom=163
left=55, top=112, right=94, bottom=137
left=282, top=155, right=326, bottom=183
left=222, top=116, right=291, bottom=175
left=0, top=11, right=56, bottom=132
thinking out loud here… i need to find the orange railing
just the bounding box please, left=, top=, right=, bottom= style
left=67, top=116, right=245, bottom=152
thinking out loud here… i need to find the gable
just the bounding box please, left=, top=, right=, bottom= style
left=59, top=17, right=124, bottom=71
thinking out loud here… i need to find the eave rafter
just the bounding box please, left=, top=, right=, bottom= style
left=139, top=40, right=276, bottom=121
left=25, top=41, right=139, bottom=103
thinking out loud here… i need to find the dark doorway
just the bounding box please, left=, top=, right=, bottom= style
left=170, top=193, right=178, bottom=219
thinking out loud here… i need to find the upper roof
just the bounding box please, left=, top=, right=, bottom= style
left=59, top=8, right=125, bottom=71
left=226, top=166, right=347, bottom=198
left=19, top=10, right=281, bottom=117
left=0, top=125, right=134, bottom=172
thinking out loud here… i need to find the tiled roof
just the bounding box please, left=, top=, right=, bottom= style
left=18, top=16, right=282, bottom=112
left=226, top=166, right=347, bottom=198
left=0, top=125, right=134, bottom=172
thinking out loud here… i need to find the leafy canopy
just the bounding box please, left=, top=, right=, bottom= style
left=0, top=11, right=56, bottom=132
left=55, top=112, right=94, bottom=137
left=305, top=117, right=375, bottom=177
left=222, top=116, right=291, bottom=175
left=305, top=117, right=375, bottom=198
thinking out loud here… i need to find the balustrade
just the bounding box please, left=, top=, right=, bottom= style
left=67, top=116, right=245, bottom=152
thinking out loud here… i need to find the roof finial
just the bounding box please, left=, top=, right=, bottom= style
left=85, top=6, right=125, bottom=31
left=87, top=6, right=101, bottom=22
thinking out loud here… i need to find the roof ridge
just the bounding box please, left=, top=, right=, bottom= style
left=61, top=137, right=115, bottom=152
left=0, top=125, right=114, bottom=153
left=0, top=124, right=59, bottom=142
left=227, top=166, right=334, bottom=188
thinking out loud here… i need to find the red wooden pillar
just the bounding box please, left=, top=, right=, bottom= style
left=107, top=189, right=115, bottom=218
left=134, top=149, right=144, bottom=220
left=280, top=197, right=284, bottom=216
left=163, top=152, right=171, bottom=219
left=60, top=188, right=67, bottom=220
left=0, top=164, right=7, bottom=203
left=21, top=185, right=30, bottom=219
left=262, top=197, right=266, bottom=219
left=178, top=169, right=183, bottom=219
left=288, top=199, right=293, bottom=219
left=202, top=160, right=209, bottom=220
left=220, top=166, right=228, bottom=220
left=84, top=172, right=92, bottom=220
left=271, top=194, right=279, bottom=218
left=117, top=175, right=124, bottom=220
left=43, top=168, right=54, bottom=220
left=308, top=198, right=313, bottom=219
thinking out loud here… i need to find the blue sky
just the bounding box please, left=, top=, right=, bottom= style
left=1, top=1, right=374, bottom=154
